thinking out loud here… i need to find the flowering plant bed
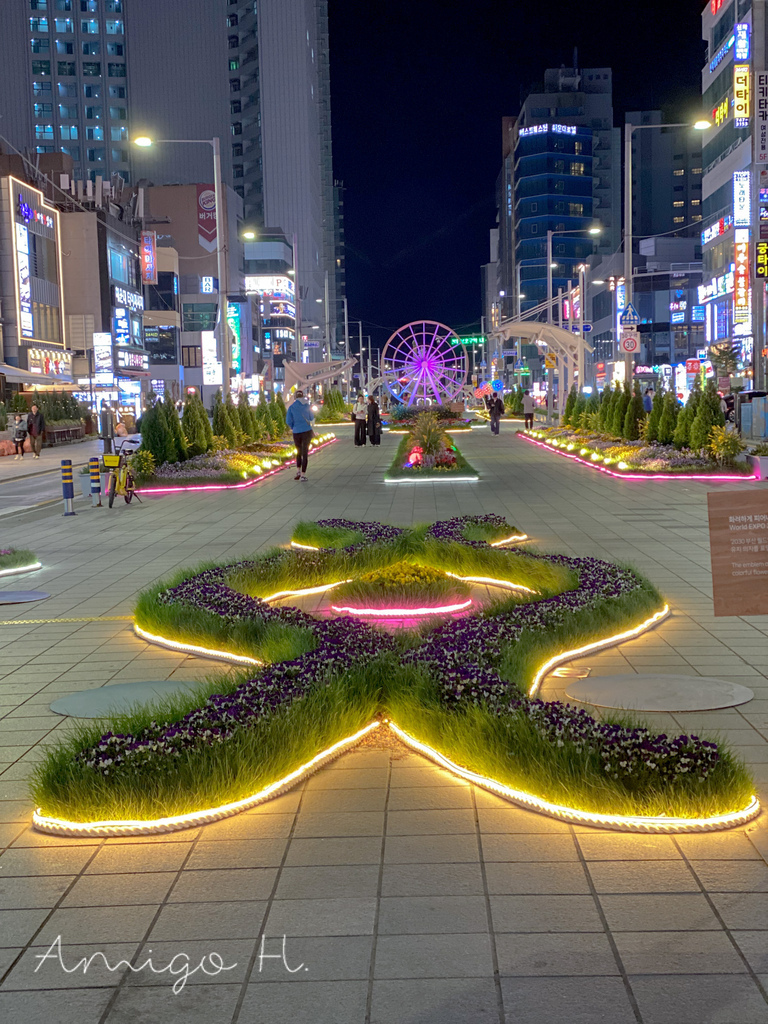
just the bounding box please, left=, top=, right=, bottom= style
left=0, top=548, right=41, bottom=576
left=520, top=428, right=756, bottom=479
left=31, top=514, right=757, bottom=834
left=331, top=561, right=471, bottom=614
left=386, top=431, right=478, bottom=481
left=136, top=434, right=336, bottom=492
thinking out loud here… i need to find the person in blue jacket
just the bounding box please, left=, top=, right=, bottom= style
left=285, top=389, right=315, bottom=481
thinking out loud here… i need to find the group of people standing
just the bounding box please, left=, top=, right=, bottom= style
left=486, top=389, right=537, bottom=433
left=353, top=394, right=381, bottom=447
left=12, top=403, right=45, bottom=460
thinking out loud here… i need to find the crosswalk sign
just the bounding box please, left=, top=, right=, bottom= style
left=619, top=303, right=640, bottom=326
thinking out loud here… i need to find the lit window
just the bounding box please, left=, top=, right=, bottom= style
left=31, top=38, right=50, bottom=53
left=107, top=43, right=124, bottom=56
left=110, top=126, right=127, bottom=141
left=31, top=60, right=51, bottom=74
left=692, top=215, right=702, bottom=222
left=59, top=124, right=78, bottom=139
left=692, top=167, right=702, bottom=174
left=81, top=18, right=98, bottom=32
left=84, top=83, right=101, bottom=97
left=108, top=85, right=126, bottom=97
left=109, top=106, right=127, bottom=119
left=85, top=105, right=102, bottom=118
left=34, top=102, right=53, bottom=117
left=86, top=147, right=104, bottom=162
left=58, top=103, right=77, bottom=117
left=35, top=124, right=54, bottom=139
left=231, top=122, right=242, bottom=136
left=673, top=201, right=684, bottom=208
left=33, top=81, right=52, bottom=95
left=673, top=169, right=685, bottom=176
left=57, top=39, right=74, bottom=53
left=230, top=59, right=240, bottom=71
left=30, top=1, right=48, bottom=9
left=673, top=216, right=685, bottom=223
left=82, top=41, right=99, bottom=54
left=86, top=125, right=103, bottom=140
left=30, top=17, right=49, bottom=30
left=691, top=199, right=700, bottom=206
left=111, top=148, right=128, bottom=162
left=105, top=19, right=123, bottom=33
left=54, top=17, right=72, bottom=31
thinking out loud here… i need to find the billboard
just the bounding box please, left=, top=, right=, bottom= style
left=140, top=230, right=157, bottom=285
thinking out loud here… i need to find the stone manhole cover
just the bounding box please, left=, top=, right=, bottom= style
left=50, top=679, right=202, bottom=718
left=565, top=674, right=754, bottom=712
left=0, top=591, right=49, bottom=604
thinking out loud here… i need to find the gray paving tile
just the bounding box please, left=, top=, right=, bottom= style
left=284, top=837, right=381, bottom=867
left=239, top=979, right=368, bottom=1024
left=587, top=860, right=697, bottom=894
left=490, top=894, right=604, bottom=933
left=629, top=974, right=768, bottom=1024
left=374, top=932, right=493, bottom=979
left=598, top=893, right=722, bottom=931
left=709, top=892, right=768, bottom=930
left=274, top=864, right=379, bottom=900
left=4, top=941, right=140, bottom=990
left=500, top=976, right=637, bottom=1024
left=0, top=874, right=73, bottom=910
left=264, top=897, right=376, bottom=937
left=370, top=977, right=499, bottom=1024
left=378, top=895, right=489, bottom=935
left=380, top=862, right=484, bottom=897
left=105, top=982, right=242, bottom=1022
left=383, top=834, right=480, bottom=864
left=496, top=931, right=619, bottom=976
left=485, top=862, right=590, bottom=895
left=61, top=871, right=175, bottom=908
left=615, top=929, right=748, bottom=974
left=149, top=900, right=267, bottom=941
left=0, top=989, right=113, bottom=1023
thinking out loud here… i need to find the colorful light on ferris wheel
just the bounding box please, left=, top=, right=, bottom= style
left=380, top=321, right=468, bottom=406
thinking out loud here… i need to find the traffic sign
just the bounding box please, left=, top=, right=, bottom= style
left=502, top=348, right=516, bottom=356
left=544, top=353, right=556, bottom=369
left=619, top=303, right=641, bottom=326
left=685, top=359, right=701, bottom=374
left=304, top=340, right=320, bottom=348
left=571, top=324, right=593, bottom=333
left=620, top=331, right=640, bottom=354
left=514, top=360, right=525, bottom=371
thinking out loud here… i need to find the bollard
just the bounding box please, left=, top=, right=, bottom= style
left=61, top=459, right=76, bottom=516
left=89, top=456, right=102, bottom=507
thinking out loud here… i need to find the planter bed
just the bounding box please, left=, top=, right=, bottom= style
left=520, top=428, right=757, bottom=481
left=135, top=434, right=336, bottom=494
left=385, top=434, right=479, bottom=482
left=31, top=514, right=757, bottom=836
left=0, top=548, right=41, bottom=577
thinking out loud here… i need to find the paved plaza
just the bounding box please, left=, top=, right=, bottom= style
left=0, top=424, right=767, bottom=1024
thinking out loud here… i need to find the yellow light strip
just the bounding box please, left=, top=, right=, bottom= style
left=386, top=721, right=760, bottom=834
left=33, top=721, right=382, bottom=837
left=445, top=571, right=537, bottom=594
left=263, top=579, right=352, bottom=603
left=528, top=603, right=671, bottom=698
left=489, top=534, right=528, bottom=546
left=290, top=541, right=320, bottom=551
left=133, top=623, right=262, bottom=666
left=0, top=561, right=42, bottom=577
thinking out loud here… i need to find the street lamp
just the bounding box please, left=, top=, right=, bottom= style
left=623, top=119, right=712, bottom=380
left=547, top=225, right=601, bottom=324
left=133, top=135, right=230, bottom=396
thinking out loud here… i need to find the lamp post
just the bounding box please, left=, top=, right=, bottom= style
left=133, top=136, right=230, bottom=396
left=623, top=119, right=711, bottom=383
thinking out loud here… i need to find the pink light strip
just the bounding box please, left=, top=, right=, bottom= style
left=331, top=598, right=473, bottom=618
left=518, top=433, right=757, bottom=482
left=136, top=439, right=336, bottom=495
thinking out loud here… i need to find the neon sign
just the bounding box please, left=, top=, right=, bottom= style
left=112, top=285, right=144, bottom=311
left=735, top=23, right=750, bottom=61
left=518, top=123, right=577, bottom=138
left=709, top=33, right=734, bottom=73
left=140, top=231, right=157, bottom=286
left=712, top=97, right=729, bottom=127
left=733, top=229, right=750, bottom=323
left=17, top=194, right=54, bottom=230
left=734, top=64, right=751, bottom=128
left=733, top=171, right=751, bottom=225
left=226, top=301, right=242, bottom=373
left=702, top=215, right=733, bottom=245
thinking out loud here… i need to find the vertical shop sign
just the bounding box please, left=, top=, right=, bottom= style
left=140, top=231, right=157, bottom=285
left=197, top=185, right=217, bottom=253
left=733, top=229, right=751, bottom=323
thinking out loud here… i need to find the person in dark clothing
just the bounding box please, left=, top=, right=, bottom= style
left=27, top=404, right=45, bottom=458
left=489, top=393, right=504, bottom=435
left=12, top=415, right=27, bottom=459
left=367, top=395, right=381, bottom=446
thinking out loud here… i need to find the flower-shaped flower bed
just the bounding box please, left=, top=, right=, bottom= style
left=0, top=548, right=41, bottom=577
left=31, top=515, right=758, bottom=836
left=520, top=428, right=756, bottom=480
left=386, top=435, right=478, bottom=482
left=136, top=435, right=337, bottom=494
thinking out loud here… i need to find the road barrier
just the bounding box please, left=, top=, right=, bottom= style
left=89, top=457, right=102, bottom=507
left=61, top=459, right=76, bottom=517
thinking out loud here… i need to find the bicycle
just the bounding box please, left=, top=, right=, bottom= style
left=102, top=438, right=140, bottom=508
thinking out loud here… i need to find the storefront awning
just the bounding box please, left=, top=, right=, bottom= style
left=0, top=363, right=74, bottom=386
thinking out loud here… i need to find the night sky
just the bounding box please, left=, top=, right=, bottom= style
left=329, top=0, right=708, bottom=349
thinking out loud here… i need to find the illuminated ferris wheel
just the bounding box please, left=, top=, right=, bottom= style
left=380, top=321, right=468, bottom=406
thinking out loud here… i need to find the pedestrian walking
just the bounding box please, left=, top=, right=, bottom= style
left=367, top=395, right=381, bottom=446
left=12, top=415, right=27, bottom=460
left=643, top=388, right=654, bottom=414
left=353, top=394, right=367, bottom=446
left=522, top=389, right=536, bottom=430
left=285, top=389, right=315, bottom=482
left=489, top=392, right=504, bottom=435
left=26, top=403, right=45, bottom=458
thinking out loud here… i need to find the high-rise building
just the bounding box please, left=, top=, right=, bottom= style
left=700, top=1, right=766, bottom=395
left=508, top=65, right=621, bottom=317
left=1, top=0, right=342, bottom=358
left=626, top=111, right=704, bottom=240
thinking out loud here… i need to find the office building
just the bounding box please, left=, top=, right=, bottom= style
left=1, top=0, right=343, bottom=365
left=700, top=1, right=766, bottom=392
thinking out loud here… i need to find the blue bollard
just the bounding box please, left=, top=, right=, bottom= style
left=61, top=459, right=76, bottom=516
left=89, top=456, right=102, bottom=507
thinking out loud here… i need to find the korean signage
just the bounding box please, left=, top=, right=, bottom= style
left=28, top=349, right=72, bottom=378
left=92, top=332, right=114, bottom=383
left=733, top=228, right=750, bottom=323
left=518, top=123, right=577, bottom=138
left=140, top=230, right=157, bottom=285
left=734, top=64, right=751, bottom=128
left=757, top=72, right=768, bottom=164
left=113, top=307, right=131, bottom=347
left=115, top=349, right=149, bottom=372
left=197, top=184, right=217, bottom=253
left=244, top=275, right=295, bottom=298
left=707, top=491, right=768, bottom=616
left=227, top=301, right=242, bottom=373
left=702, top=215, right=733, bottom=245
left=200, top=276, right=215, bottom=294
left=712, top=97, right=729, bottom=128
left=757, top=239, right=768, bottom=278
left=112, top=285, right=144, bottom=312
left=733, top=171, right=751, bottom=225
left=14, top=223, right=33, bottom=338
left=17, top=194, right=54, bottom=230
left=735, top=23, right=750, bottom=61
left=201, top=330, right=222, bottom=385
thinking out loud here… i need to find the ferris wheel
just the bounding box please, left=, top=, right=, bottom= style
left=379, top=321, right=469, bottom=406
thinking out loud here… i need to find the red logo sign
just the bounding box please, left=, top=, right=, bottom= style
left=197, top=184, right=217, bottom=253
left=685, top=359, right=701, bottom=374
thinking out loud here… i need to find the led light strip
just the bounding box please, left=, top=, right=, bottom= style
left=519, top=433, right=758, bottom=482
left=331, top=598, right=473, bottom=617
left=385, top=475, right=480, bottom=484
left=445, top=571, right=537, bottom=594
left=489, top=534, right=528, bottom=546
left=528, top=604, right=670, bottom=698
left=33, top=721, right=382, bottom=837
left=263, top=579, right=352, bottom=602
left=0, top=561, right=42, bottom=577
left=136, top=438, right=336, bottom=494
left=386, top=720, right=760, bottom=834
left=133, top=623, right=262, bottom=666
left=290, top=541, right=320, bottom=551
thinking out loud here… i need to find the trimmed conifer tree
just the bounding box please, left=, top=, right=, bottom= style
left=623, top=381, right=646, bottom=441
left=163, top=393, right=188, bottom=462
left=656, top=391, right=679, bottom=444
left=611, top=382, right=631, bottom=437
left=182, top=395, right=207, bottom=456
left=645, top=386, right=664, bottom=442
left=562, top=385, right=577, bottom=427
left=690, top=379, right=725, bottom=452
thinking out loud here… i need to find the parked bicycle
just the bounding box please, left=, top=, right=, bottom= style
left=102, top=438, right=140, bottom=508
